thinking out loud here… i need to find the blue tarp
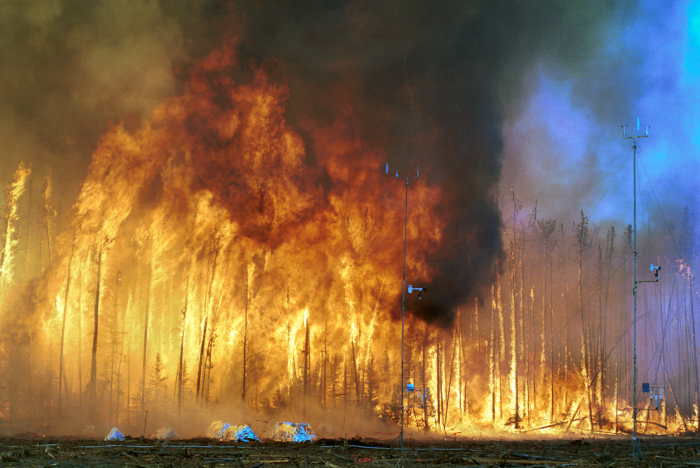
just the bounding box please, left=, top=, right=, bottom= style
left=271, top=422, right=317, bottom=443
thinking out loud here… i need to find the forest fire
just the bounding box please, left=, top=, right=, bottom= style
left=0, top=32, right=695, bottom=442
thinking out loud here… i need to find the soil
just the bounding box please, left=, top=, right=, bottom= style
left=0, top=434, right=698, bottom=467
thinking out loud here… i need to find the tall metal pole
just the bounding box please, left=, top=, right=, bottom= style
left=401, top=176, right=408, bottom=450
left=623, top=121, right=647, bottom=459
left=387, top=164, right=419, bottom=450
left=632, top=139, right=639, bottom=455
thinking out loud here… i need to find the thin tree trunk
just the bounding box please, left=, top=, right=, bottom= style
left=351, top=339, right=360, bottom=402
left=690, top=274, right=699, bottom=431
left=242, top=265, right=251, bottom=405
left=78, top=267, right=83, bottom=420
left=323, top=322, right=327, bottom=408
left=575, top=212, right=593, bottom=433
left=58, top=231, right=76, bottom=416
left=22, top=180, right=32, bottom=281
left=495, top=258, right=505, bottom=421
left=178, top=268, right=190, bottom=425
left=443, top=327, right=457, bottom=433
left=109, top=271, right=120, bottom=425
left=89, top=245, right=102, bottom=424
left=423, top=325, right=429, bottom=431
left=196, top=318, right=207, bottom=403
left=436, top=335, right=442, bottom=427
left=141, top=256, right=152, bottom=414
left=42, top=176, right=52, bottom=263
left=490, top=281, right=497, bottom=425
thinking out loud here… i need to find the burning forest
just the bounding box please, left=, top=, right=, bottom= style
left=0, top=0, right=698, bottom=441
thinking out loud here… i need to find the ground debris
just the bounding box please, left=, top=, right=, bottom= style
left=0, top=435, right=690, bottom=466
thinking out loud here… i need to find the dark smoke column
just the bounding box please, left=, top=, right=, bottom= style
left=164, top=0, right=624, bottom=326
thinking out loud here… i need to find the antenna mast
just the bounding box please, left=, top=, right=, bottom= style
left=386, top=163, right=419, bottom=451
left=622, top=119, right=650, bottom=460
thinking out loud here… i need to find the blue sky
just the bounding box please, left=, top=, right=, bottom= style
left=500, top=0, right=700, bottom=237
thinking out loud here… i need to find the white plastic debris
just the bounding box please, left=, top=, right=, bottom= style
left=104, top=427, right=125, bottom=441
left=205, top=420, right=231, bottom=439
left=271, top=422, right=317, bottom=443
left=148, top=427, right=179, bottom=440
left=221, top=425, right=260, bottom=442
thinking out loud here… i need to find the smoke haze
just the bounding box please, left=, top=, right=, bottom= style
left=0, top=0, right=698, bottom=438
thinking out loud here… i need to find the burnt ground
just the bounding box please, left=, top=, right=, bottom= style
left=0, top=435, right=698, bottom=467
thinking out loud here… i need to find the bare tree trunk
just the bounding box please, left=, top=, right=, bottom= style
left=323, top=322, right=328, bottom=408
left=351, top=338, right=360, bottom=402
left=687, top=272, right=700, bottom=431
left=436, top=334, right=442, bottom=427
left=42, top=176, right=53, bottom=263
left=495, top=258, right=505, bottom=422
left=574, top=211, right=594, bottom=433
left=242, top=264, right=251, bottom=406
left=196, top=318, right=207, bottom=403
left=460, top=313, right=469, bottom=424
left=141, top=256, right=152, bottom=414
left=89, top=245, right=102, bottom=425
left=474, top=297, right=480, bottom=352
left=178, top=268, right=190, bottom=425
left=443, top=327, right=457, bottom=433
left=664, top=368, right=688, bottom=431
left=78, top=268, right=83, bottom=419
left=304, top=313, right=310, bottom=418
left=58, top=231, right=76, bottom=416
left=509, top=190, right=521, bottom=428
left=108, top=271, right=120, bottom=425
left=423, top=325, right=430, bottom=431
left=614, top=360, right=619, bottom=433
left=490, top=281, right=497, bottom=425
left=22, top=180, right=32, bottom=281
left=115, top=289, right=129, bottom=427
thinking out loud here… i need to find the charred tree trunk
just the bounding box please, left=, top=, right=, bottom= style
left=196, top=318, right=208, bottom=403
left=88, top=245, right=102, bottom=425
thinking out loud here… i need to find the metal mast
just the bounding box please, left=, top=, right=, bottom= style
left=386, top=164, right=419, bottom=450
left=622, top=119, right=648, bottom=459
